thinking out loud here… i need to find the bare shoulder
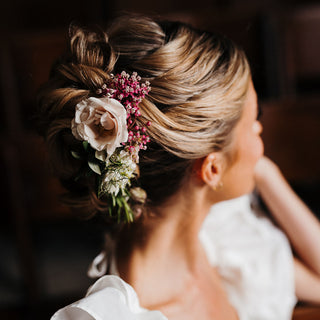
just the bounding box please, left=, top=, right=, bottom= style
left=145, top=268, right=238, bottom=320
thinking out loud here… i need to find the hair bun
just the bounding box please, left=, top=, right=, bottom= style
left=69, top=24, right=117, bottom=72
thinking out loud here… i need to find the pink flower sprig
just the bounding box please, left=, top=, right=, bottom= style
left=96, top=71, right=151, bottom=161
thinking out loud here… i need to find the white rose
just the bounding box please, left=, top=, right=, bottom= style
left=71, top=97, right=128, bottom=156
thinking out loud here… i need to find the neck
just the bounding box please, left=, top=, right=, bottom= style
left=116, top=183, right=214, bottom=305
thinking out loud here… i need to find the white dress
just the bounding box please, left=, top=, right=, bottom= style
left=51, top=194, right=297, bottom=320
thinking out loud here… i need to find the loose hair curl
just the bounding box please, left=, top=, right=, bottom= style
left=37, top=15, right=251, bottom=221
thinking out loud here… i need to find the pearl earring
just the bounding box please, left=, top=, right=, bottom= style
left=212, top=182, right=223, bottom=191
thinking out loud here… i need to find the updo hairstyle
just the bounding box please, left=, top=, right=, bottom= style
left=37, top=15, right=251, bottom=220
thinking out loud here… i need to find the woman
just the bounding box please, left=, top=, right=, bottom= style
left=37, top=15, right=320, bottom=320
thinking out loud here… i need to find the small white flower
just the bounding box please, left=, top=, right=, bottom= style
left=105, top=183, right=120, bottom=195
left=100, top=149, right=137, bottom=196
left=71, top=97, right=128, bottom=156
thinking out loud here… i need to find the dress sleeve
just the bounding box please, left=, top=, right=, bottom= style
left=51, top=275, right=167, bottom=320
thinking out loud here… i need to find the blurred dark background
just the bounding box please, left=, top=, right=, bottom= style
left=1, top=0, right=320, bottom=319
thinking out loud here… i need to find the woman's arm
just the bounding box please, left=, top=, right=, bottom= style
left=254, top=156, right=320, bottom=276
left=294, top=257, right=320, bottom=304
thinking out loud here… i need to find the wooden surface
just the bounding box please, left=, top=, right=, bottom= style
left=293, top=306, right=320, bottom=320
left=261, top=97, right=320, bottom=184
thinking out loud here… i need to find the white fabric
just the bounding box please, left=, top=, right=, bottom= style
left=52, top=194, right=296, bottom=320
left=51, top=275, right=167, bottom=320
left=199, top=194, right=297, bottom=320
left=87, top=252, right=108, bottom=279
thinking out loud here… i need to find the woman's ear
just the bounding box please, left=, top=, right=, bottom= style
left=198, top=153, right=224, bottom=189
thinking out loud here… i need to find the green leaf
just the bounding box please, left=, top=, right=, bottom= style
left=83, top=141, right=89, bottom=151
left=123, top=200, right=134, bottom=223
left=108, top=206, right=113, bottom=218
left=117, top=200, right=122, bottom=223
left=71, top=150, right=82, bottom=159
left=95, top=150, right=106, bottom=162
left=112, top=194, right=116, bottom=207
left=116, top=197, right=122, bottom=208
left=88, top=160, right=102, bottom=175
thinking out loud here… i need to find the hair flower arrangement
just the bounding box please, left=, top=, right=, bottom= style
left=71, top=71, right=151, bottom=223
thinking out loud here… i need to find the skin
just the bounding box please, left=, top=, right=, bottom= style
left=254, top=156, right=320, bottom=305
left=203, top=80, right=264, bottom=202
left=116, top=79, right=263, bottom=320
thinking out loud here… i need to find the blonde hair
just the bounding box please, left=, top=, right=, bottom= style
left=37, top=15, right=251, bottom=219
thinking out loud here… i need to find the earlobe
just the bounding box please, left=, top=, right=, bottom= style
left=200, top=153, right=223, bottom=190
